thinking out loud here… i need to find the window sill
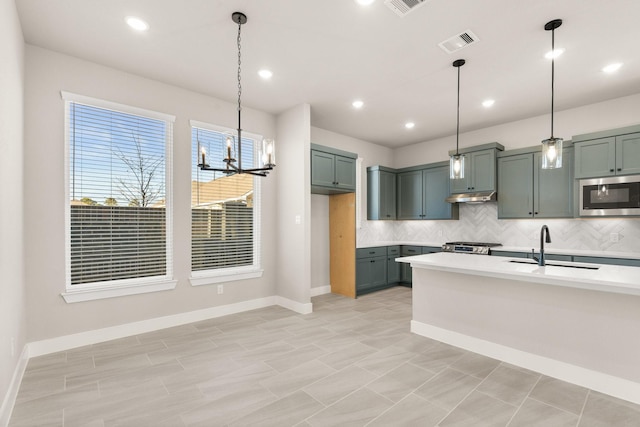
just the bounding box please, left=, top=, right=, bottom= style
left=61, top=279, right=177, bottom=303
left=190, top=269, right=263, bottom=287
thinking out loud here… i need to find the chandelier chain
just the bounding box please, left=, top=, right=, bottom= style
left=237, top=20, right=242, bottom=115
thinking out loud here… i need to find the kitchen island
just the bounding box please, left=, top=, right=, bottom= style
left=398, top=252, right=640, bottom=404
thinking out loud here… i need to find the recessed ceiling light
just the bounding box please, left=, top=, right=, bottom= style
left=352, top=100, right=364, bottom=109
left=405, top=122, right=415, bottom=129
left=355, top=0, right=375, bottom=5
left=125, top=16, right=149, bottom=32
left=482, top=99, right=495, bottom=108
left=258, top=69, right=273, bottom=79
left=602, top=63, right=623, bottom=74
left=545, top=48, right=564, bottom=59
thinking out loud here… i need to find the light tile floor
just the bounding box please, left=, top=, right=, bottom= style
left=9, top=287, right=640, bottom=426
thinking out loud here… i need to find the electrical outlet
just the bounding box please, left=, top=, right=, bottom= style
left=610, top=233, right=619, bottom=243
left=438, top=229, right=443, bottom=238
left=11, top=337, right=15, bottom=357
left=217, top=284, right=224, bottom=295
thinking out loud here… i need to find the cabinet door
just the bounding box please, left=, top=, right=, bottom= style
left=397, top=171, right=424, bottom=219
left=471, top=150, right=496, bottom=192
left=424, top=166, right=456, bottom=219
left=574, top=137, right=616, bottom=178
left=616, top=132, right=640, bottom=175
left=401, top=263, right=412, bottom=284
left=534, top=149, right=574, bottom=218
left=387, top=257, right=401, bottom=284
left=335, top=155, right=356, bottom=190
left=311, top=151, right=336, bottom=187
left=381, top=171, right=397, bottom=219
left=356, top=258, right=372, bottom=291
left=498, top=154, right=534, bottom=218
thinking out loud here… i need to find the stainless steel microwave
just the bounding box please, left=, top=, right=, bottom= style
left=580, top=175, right=640, bottom=216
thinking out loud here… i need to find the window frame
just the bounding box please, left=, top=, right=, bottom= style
left=60, top=91, right=176, bottom=303
left=188, top=120, right=264, bottom=286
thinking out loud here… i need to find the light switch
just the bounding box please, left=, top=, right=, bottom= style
left=295, top=215, right=301, bottom=225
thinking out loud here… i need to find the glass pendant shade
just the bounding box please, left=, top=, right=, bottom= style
left=450, top=154, right=465, bottom=179
left=541, top=137, right=563, bottom=169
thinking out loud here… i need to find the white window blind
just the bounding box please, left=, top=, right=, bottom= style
left=190, top=123, right=261, bottom=275
left=64, top=94, right=173, bottom=287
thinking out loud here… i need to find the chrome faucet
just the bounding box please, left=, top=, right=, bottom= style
left=532, top=225, right=552, bottom=266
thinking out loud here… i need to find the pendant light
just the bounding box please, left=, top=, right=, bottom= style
left=450, top=59, right=466, bottom=180
left=541, top=19, right=563, bottom=170
left=198, top=12, right=276, bottom=177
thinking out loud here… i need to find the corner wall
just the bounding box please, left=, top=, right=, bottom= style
left=0, top=0, right=26, bottom=420
left=276, top=105, right=312, bottom=310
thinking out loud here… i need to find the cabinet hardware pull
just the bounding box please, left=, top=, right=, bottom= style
left=617, top=168, right=622, bottom=172
left=610, top=169, right=614, bottom=172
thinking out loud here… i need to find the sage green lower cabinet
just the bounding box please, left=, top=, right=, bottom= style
left=356, top=247, right=388, bottom=296
left=498, top=148, right=573, bottom=219
left=398, top=245, right=419, bottom=286
left=397, top=165, right=458, bottom=220
left=572, top=256, right=640, bottom=267
left=387, top=246, right=401, bottom=285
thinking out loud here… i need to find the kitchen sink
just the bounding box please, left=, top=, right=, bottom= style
left=508, top=259, right=600, bottom=270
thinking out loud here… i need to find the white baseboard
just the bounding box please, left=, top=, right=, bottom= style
left=276, top=296, right=313, bottom=314
left=310, top=285, right=331, bottom=297
left=28, top=296, right=278, bottom=357
left=0, top=346, right=29, bottom=427
left=411, top=320, right=640, bottom=405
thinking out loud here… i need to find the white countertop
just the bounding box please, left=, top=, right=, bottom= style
left=358, top=241, right=640, bottom=260
left=397, top=252, right=640, bottom=296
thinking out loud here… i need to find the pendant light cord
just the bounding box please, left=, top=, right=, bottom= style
left=550, top=27, right=555, bottom=139
left=456, top=64, right=461, bottom=156
left=237, top=17, right=243, bottom=169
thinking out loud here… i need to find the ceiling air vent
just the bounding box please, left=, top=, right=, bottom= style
left=438, top=30, right=479, bottom=54
left=384, top=0, right=430, bottom=17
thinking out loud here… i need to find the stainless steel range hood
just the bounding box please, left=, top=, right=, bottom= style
left=445, top=191, right=497, bottom=204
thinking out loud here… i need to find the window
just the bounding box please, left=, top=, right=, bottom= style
left=190, top=121, right=262, bottom=284
left=62, top=92, right=175, bottom=301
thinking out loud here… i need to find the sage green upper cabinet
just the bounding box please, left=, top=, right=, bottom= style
left=573, top=127, right=640, bottom=178
left=367, top=166, right=396, bottom=220
left=451, top=148, right=498, bottom=193
left=424, top=166, right=456, bottom=219
left=397, top=164, right=459, bottom=220
left=311, top=144, right=357, bottom=194
left=498, top=147, right=573, bottom=219
left=397, top=170, right=423, bottom=219
left=497, top=153, right=533, bottom=218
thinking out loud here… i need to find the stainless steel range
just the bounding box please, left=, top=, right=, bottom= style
left=441, top=241, right=502, bottom=255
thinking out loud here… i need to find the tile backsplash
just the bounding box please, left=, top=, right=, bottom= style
left=358, top=203, right=640, bottom=254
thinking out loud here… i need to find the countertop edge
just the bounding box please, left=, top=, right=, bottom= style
left=397, top=253, right=640, bottom=297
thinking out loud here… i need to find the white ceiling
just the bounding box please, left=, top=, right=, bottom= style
left=16, top=0, right=640, bottom=148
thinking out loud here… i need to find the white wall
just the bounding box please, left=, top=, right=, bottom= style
left=395, top=93, right=640, bottom=168
left=0, top=0, right=26, bottom=418
left=276, top=105, right=312, bottom=307
left=23, top=45, right=279, bottom=342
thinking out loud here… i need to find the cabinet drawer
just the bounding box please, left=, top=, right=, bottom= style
left=422, top=246, right=441, bottom=254
left=387, top=246, right=400, bottom=256
left=401, top=245, right=422, bottom=256
left=356, top=247, right=387, bottom=259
